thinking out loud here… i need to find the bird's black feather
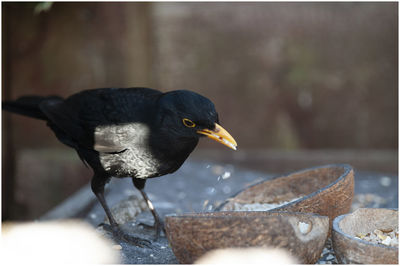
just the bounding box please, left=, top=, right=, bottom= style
left=2, top=95, right=62, bottom=120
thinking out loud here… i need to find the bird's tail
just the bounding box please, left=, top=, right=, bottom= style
left=2, top=96, right=54, bottom=120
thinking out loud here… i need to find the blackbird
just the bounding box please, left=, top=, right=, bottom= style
left=2, top=87, right=237, bottom=247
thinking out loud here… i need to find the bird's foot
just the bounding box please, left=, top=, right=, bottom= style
left=100, top=223, right=152, bottom=248
left=138, top=219, right=166, bottom=241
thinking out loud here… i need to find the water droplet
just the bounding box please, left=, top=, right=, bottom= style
left=380, top=176, right=391, bottom=187
left=222, top=185, right=231, bottom=194
left=206, top=187, right=216, bottom=195
left=178, top=191, right=186, bottom=199
left=221, top=171, right=231, bottom=179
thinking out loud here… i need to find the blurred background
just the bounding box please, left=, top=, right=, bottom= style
left=2, top=2, right=398, bottom=221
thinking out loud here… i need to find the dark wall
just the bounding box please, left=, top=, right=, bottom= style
left=3, top=2, right=398, bottom=150
left=153, top=2, right=398, bottom=150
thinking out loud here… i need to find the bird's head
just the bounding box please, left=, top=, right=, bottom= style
left=157, top=90, right=237, bottom=150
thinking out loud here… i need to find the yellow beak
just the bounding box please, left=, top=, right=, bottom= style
left=197, top=123, right=237, bottom=150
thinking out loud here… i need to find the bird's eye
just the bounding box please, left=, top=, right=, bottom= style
left=182, top=118, right=196, bottom=128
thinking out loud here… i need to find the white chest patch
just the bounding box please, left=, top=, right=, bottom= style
left=94, top=123, right=150, bottom=153
left=94, top=123, right=161, bottom=178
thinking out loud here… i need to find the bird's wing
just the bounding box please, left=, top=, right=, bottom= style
left=40, top=87, right=162, bottom=153
left=39, top=98, right=90, bottom=149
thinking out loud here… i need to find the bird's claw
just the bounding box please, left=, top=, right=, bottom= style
left=138, top=219, right=166, bottom=241
left=117, top=231, right=152, bottom=248
left=99, top=222, right=113, bottom=231
left=100, top=223, right=152, bottom=248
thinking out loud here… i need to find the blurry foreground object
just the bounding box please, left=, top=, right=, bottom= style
left=195, top=247, right=297, bottom=264
left=2, top=220, right=120, bottom=264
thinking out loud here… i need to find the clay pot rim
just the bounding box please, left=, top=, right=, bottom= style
left=166, top=210, right=329, bottom=220
left=218, top=163, right=353, bottom=211
left=332, top=208, right=398, bottom=250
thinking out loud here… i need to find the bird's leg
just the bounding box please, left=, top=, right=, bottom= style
left=132, top=178, right=165, bottom=240
left=138, top=188, right=165, bottom=239
left=91, top=175, right=151, bottom=247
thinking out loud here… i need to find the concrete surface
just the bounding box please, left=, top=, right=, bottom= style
left=41, top=159, right=398, bottom=264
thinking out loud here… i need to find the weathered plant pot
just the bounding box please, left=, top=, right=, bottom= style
left=219, top=164, right=354, bottom=231
left=165, top=211, right=329, bottom=264
left=332, top=208, right=398, bottom=264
